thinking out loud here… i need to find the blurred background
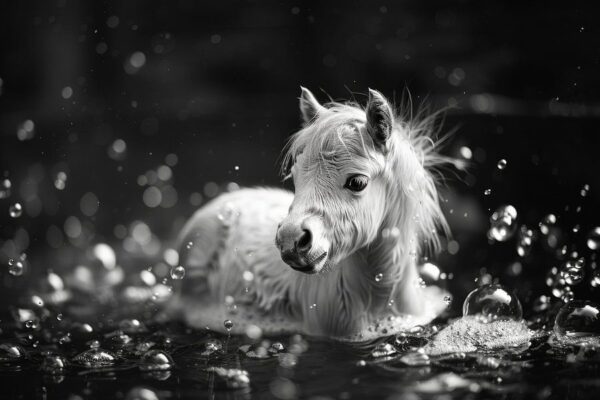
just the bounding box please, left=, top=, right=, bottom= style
left=1, top=0, right=599, bottom=312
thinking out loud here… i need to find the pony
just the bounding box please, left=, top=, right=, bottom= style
left=173, top=88, right=451, bottom=341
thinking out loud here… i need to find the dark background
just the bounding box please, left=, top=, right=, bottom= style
left=1, top=0, right=600, bottom=309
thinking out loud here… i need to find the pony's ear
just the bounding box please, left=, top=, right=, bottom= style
left=366, top=89, right=394, bottom=152
left=299, top=86, right=325, bottom=126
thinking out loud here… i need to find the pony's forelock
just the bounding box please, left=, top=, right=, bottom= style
left=281, top=94, right=455, bottom=256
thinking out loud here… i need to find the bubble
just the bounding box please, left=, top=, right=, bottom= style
left=488, top=205, right=518, bottom=242
left=17, top=120, right=35, bottom=140
left=462, top=284, right=523, bottom=323
left=61, top=86, right=73, bottom=99
left=7, top=259, right=24, bottom=276
left=224, top=319, right=233, bottom=331
left=554, top=301, right=600, bottom=343
left=371, top=342, right=397, bottom=358
left=143, top=186, right=162, bottom=208
left=374, top=273, right=383, bottom=282
left=533, top=295, right=552, bottom=312
left=165, top=265, right=184, bottom=281
left=539, top=214, right=557, bottom=235
left=591, top=270, right=600, bottom=288
left=516, top=226, right=535, bottom=257
left=41, top=355, right=67, bottom=374
left=208, top=367, right=250, bottom=390
left=199, top=339, right=223, bottom=356
left=54, top=171, right=67, bottom=190
left=125, top=387, right=159, bottom=400
left=245, top=324, right=263, bottom=340
left=496, top=159, right=507, bottom=170
left=119, top=318, right=147, bottom=333
left=559, top=259, right=585, bottom=286
left=0, top=343, right=26, bottom=362
left=239, top=343, right=270, bottom=359
left=484, top=188, right=492, bottom=196
left=72, top=348, right=117, bottom=368
left=459, top=146, right=472, bottom=159
left=9, top=202, right=22, bottom=218
left=139, top=350, right=174, bottom=371
left=399, top=351, right=430, bottom=366
left=587, top=227, right=600, bottom=250
left=125, top=51, right=146, bottom=74
left=0, top=178, right=11, bottom=199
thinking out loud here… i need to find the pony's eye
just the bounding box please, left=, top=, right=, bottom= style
left=344, top=174, right=369, bottom=192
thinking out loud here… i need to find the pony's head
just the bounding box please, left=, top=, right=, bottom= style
left=275, top=87, right=449, bottom=274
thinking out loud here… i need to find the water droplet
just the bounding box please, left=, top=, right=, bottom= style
left=9, top=203, right=22, bottom=218
left=199, top=339, right=223, bottom=356
left=170, top=265, right=185, bottom=280
left=539, top=214, right=557, bottom=235
left=139, top=350, right=174, bottom=371
left=186, top=241, right=193, bottom=249
left=125, top=387, right=159, bottom=400
left=72, top=348, right=117, bottom=368
left=224, top=319, right=233, bottom=331
left=371, top=342, right=397, bottom=358
left=208, top=367, right=250, bottom=389
left=533, top=295, right=552, bottom=312
left=41, top=355, right=67, bottom=374
left=443, top=295, right=452, bottom=306
left=559, top=259, right=585, bottom=286
left=554, top=301, right=600, bottom=343
left=587, top=227, right=600, bottom=250
left=7, top=258, right=24, bottom=276
left=0, top=343, right=26, bottom=362
left=374, top=273, right=383, bottom=282
left=488, top=205, right=518, bottom=242
left=591, top=270, right=600, bottom=288
left=516, top=226, right=535, bottom=257
left=0, top=178, right=11, bottom=199
left=56, top=313, right=63, bottom=321
left=496, top=159, right=507, bottom=170
left=462, top=284, right=523, bottom=323
left=119, top=318, right=147, bottom=333
left=399, top=351, right=430, bottom=366
left=484, top=188, right=492, bottom=196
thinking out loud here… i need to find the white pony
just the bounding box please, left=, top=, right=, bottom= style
left=174, top=88, right=451, bottom=341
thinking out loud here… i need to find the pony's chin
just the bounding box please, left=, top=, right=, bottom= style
left=289, top=251, right=328, bottom=274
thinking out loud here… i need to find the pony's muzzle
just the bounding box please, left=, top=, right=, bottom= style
left=275, top=216, right=328, bottom=273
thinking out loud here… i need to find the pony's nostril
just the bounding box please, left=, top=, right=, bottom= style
left=296, top=229, right=312, bottom=252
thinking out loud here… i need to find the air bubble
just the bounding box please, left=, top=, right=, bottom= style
left=7, top=259, right=24, bottom=276
left=559, top=259, right=585, bottom=286
left=539, top=214, right=557, bottom=235
left=139, top=350, right=174, bottom=371
left=496, top=159, right=507, bottom=170
left=374, top=273, right=383, bottom=282
left=9, top=203, right=22, bottom=218
left=41, top=355, right=67, bottom=374
left=586, top=227, right=600, bottom=250
left=371, top=343, right=397, bottom=358
left=72, top=348, right=117, bottom=368
left=488, top=205, right=518, bottom=242
left=462, top=284, right=523, bottom=323
left=170, top=265, right=185, bottom=280
left=224, top=319, right=233, bottom=331
left=516, top=226, right=534, bottom=257
left=554, top=301, right=600, bottom=343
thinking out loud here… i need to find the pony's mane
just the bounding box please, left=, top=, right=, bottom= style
left=281, top=97, right=452, bottom=256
